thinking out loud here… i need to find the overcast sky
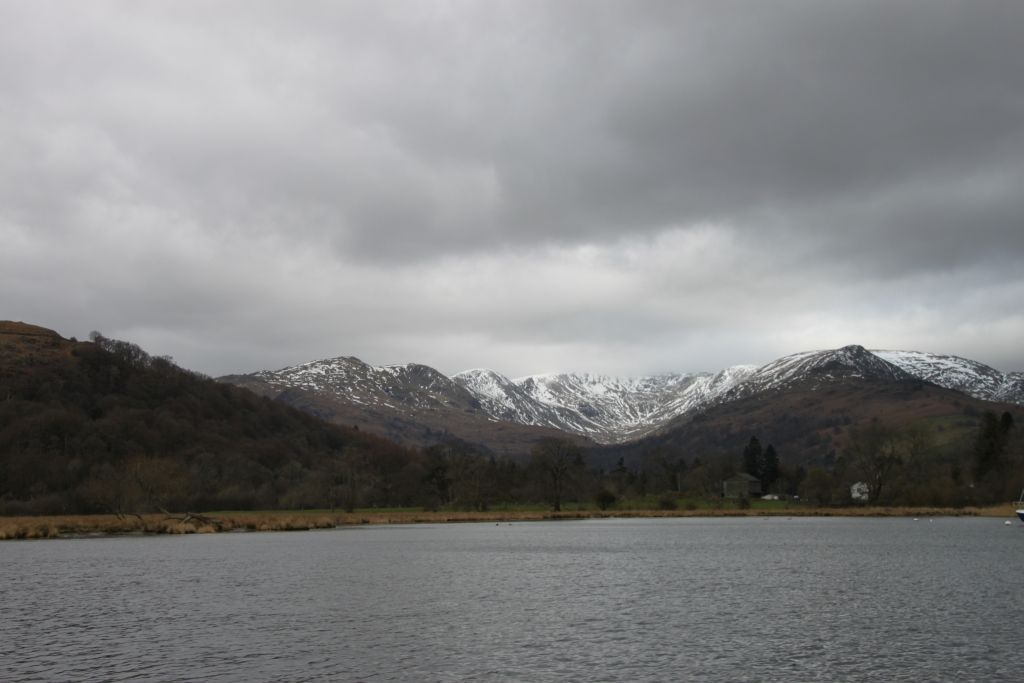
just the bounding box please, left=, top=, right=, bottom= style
left=2, top=1, right=1023, bottom=378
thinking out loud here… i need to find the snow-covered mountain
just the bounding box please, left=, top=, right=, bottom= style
left=1000, top=373, right=1024, bottom=404
left=227, top=357, right=757, bottom=444
left=219, top=357, right=597, bottom=454
left=456, top=366, right=757, bottom=443
left=237, top=356, right=481, bottom=413
left=451, top=368, right=591, bottom=433
left=724, top=345, right=913, bottom=401
left=453, top=346, right=1022, bottom=440
left=222, top=345, right=1022, bottom=447
left=872, top=350, right=1024, bottom=404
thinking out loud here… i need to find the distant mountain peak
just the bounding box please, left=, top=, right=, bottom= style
left=814, top=345, right=909, bottom=378
left=838, top=343, right=868, bottom=353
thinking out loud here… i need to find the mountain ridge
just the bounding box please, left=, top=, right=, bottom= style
left=220, top=344, right=1023, bottom=448
left=219, top=357, right=595, bottom=456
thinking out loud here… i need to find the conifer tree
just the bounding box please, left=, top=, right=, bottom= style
left=761, top=444, right=780, bottom=492
left=742, top=436, right=762, bottom=479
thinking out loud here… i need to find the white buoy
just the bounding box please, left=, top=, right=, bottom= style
left=1006, top=520, right=1013, bottom=526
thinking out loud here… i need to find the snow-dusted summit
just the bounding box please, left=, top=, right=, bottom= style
left=242, top=356, right=479, bottom=413
left=724, top=345, right=913, bottom=400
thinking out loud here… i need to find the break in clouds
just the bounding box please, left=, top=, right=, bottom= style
left=2, top=1, right=1023, bottom=377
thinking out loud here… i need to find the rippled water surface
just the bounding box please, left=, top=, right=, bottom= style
left=2, top=517, right=1022, bottom=681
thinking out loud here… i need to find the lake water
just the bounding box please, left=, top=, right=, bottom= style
left=1, top=517, right=1022, bottom=682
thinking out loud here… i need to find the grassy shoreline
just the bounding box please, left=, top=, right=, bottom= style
left=1, top=503, right=1019, bottom=540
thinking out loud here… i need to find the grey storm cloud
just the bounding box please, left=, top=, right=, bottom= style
left=1, top=1, right=1023, bottom=376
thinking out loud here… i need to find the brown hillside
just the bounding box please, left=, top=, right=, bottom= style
left=0, top=321, right=63, bottom=337
left=0, top=321, right=83, bottom=381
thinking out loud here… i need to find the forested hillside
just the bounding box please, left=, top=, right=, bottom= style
left=0, top=322, right=419, bottom=514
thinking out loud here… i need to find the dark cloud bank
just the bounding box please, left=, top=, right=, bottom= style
left=1, top=1, right=1022, bottom=377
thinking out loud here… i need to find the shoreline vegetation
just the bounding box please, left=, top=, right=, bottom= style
left=1, top=503, right=1018, bottom=540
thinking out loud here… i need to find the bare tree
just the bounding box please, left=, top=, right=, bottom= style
left=339, top=447, right=373, bottom=512
left=847, top=423, right=905, bottom=503
left=529, top=438, right=583, bottom=511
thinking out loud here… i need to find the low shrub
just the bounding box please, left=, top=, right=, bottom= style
left=657, top=496, right=678, bottom=510
left=594, top=490, right=617, bottom=511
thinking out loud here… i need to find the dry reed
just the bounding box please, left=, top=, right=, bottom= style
left=0, top=503, right=1015, bottom=540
